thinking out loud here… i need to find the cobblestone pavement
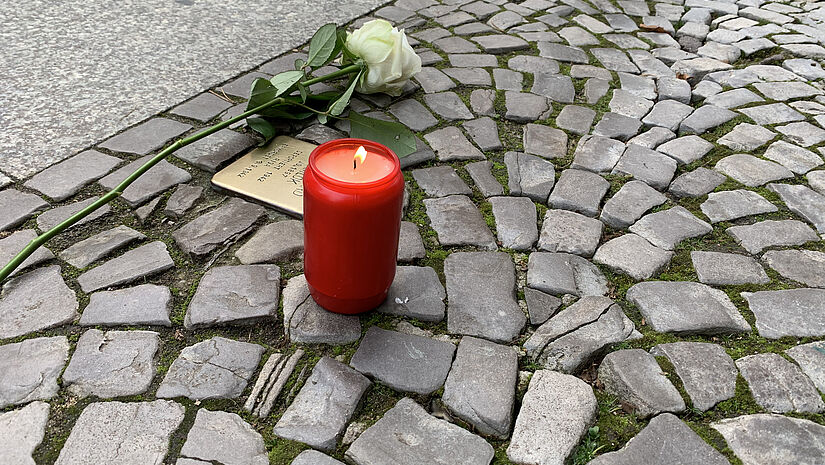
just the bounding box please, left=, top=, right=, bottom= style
left=2, top=0, right=825, bottom=463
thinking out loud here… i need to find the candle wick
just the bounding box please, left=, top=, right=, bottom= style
left=353, top=159, right=356, bottom=170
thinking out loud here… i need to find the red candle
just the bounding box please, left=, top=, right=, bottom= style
left=303, top=138, right=404, bottom=314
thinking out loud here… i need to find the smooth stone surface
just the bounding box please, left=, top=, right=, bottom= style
left=763, top=250, right=825, bottom=288
left=700, top=189, right=777, bottom=223
left=274, top=357, right=371, bottom=451
left=556, top=105, right=596, bottom=135
left=0, top=189, right=49, bottom=232
left=669, top=167, right=726, bottom=198
left=77, top=241, right=174, bottom=293
left=80, top=284, right=172, bottom=326
left=98, top=155, right=192, bottom=207
left=235, top=220, right=303, bottom=264
left=389, top=99, right=438, bottom=132
left=424, top=195, right=497, bottom=250
left=156, top=336, right=264, bottom=400
left=548, top=169, right=610, bottom=217
left=443, top=336, right=518, bottom=438
left=593, top=234, right=673, bottom=280
left=490, top=196, right=538, bottom=250
left=657, top=135, right=713, bottom=165
left=678, top=105, right=737, bottom=134
left=538, top=209, right=603, bottom=257
left=629, top=206, right=712, bottom=250
left=598, top=349, right=685, bottom=418
left=0, top=336, right=69, bottom=408
left=24, top=150, right=121, bottom=201
left=0, top=229, right=55, bottom=276
left=346, top=398, right=494, bottom=465
left=609, top=89, right=654, bottom=120
left=174, top=198, right=265, bottom=256
left=712, top=414, right=825, bottom=465
left=736, top=353, right=825, bottom=413
left=600, top=180, right=667, bottom=229
left=651, top=342, right=737, bottom=411
left=185, top=265, right=280, bottom=328
left=62, top=329, right=159, bottom=398
left=718, top=123, right=776, bottom=152
left=445, top=251, right=525, bottom=342
left=169, top=92, right=233, bottom=122
left=692, top=251, right=769, bottom=285
left=727, top=219, right=819, bottom=254
left=743, top=289, right=825, bottom=339
left=282, top=275, right=361, bottom=344
left=768, top=183, right=825, bottom=233
left=507, top=370, right=597, bottom=465
left=528, top=252, right=609, bottom=297
left=413, top=166, right=472, bottom=198
left=377, top=266, right=445, bottom=322
left=504, top=91, right=550, bottom=123
left=180, top=409, right=268, bottom=465
left=593, top=112, right=643, bottom=141
left=0, top=401, right=50, bottom=465
left=0, top=266, right=78, bottom=339
left=627, top=281, right=751, bottom=335
left=787, top=342, right=825, bottom=395
left=505, top=151, right=556, bottom=203
left=60, top=225, right=145, bottom=269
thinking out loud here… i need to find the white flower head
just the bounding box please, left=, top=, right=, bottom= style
left=346, top=19, right=422, bottom=96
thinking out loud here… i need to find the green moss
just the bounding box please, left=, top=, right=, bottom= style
left=268, top=438, right=310, bottom=465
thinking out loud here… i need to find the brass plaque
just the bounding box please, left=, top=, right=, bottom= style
left=211, top=136, right=317, bottom=217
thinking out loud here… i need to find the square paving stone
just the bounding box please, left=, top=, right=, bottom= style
left=350, top=327, right=455, bottom=395
left=443, top=336, right=518, bottom=438
left=98, top=154, right=192, bottom=206
left=184, top=265, right=280, bottom=329
left=626, top=281, right=751, bottom=335
left=175, top=129, right=256, bottom=172
left=346, top=398, right=494, bottom=465
left=538, top=209, right=603, bottom=256
left=531, top=73, right=575, bottom=103
left=234, top=220, right=304, bottom=265
left=630, top=206, right=712, bottom=250
left=413, top=166, right=472, bottom=197
left=571, top=135, right=626, bottom=174
left=669, top=167, right=727, bottom=198
left=593, top=112, right=643, bottom=141
left=423, top=127, right=485, bottom=161
left=611, top=144, right=677, bottom=190
left=179, top=409, right=268, bottom=465
left=598, top=349, right=685, bottom=418
left=593, top=233, right=674, bottom=280
left=700, top=189, right=777, bottom=223
left=388, top=99, right=438, bottom=132
left=600, top=180, right=667, bottom=229
left=169, top=92, right=234, bottom=122
left=656, top=135, right=714, bottom=165
left=423, top=92, right=474, bottom=120
left=173, top=197, right=266, bottom=257
left=80, top=284, right=172, bottom=327
left=424, top=195, right=497, bottom=249
left=59, top=225, right=145, bottom=269
left=549, top=169, right=610, bottom=217
left=377, top=266, right=445, bottom=321
left=527, top=252, right=609, bottom=297
left=0, top=229, right=55, bottom=276
left=763, top=250, right=825, bottom=288
left=0, top=401, right=50, bottom=465
left=0, top=189, right=49, bottom=232
left=505, top=152, right=556, bottom=202
left=650, top=342, right=737, bottom=411
left=743, top=289, right=825, bottom=339
left=448, top=53, right=498, bottom=68
left=556, top=105, right=596, bottom=135
left=414, top=67, right=457, bottom=93
left=77, top=241, right=174, bottom=293
left=0, top=336, right=68, bottom=408
left=504, top=91, right=550, bottom=122
left=23, top=150, right=121, bottom=201
left=99, top=118, right=192, bottom=155
left=0, top=266, right=78, bottom=339
left=472, top=34, right=530, bottom=53
left=642, top=100, right=694, bottom=131
left=691, top=251, right=769, bottom=285
left=282, top=275, right=361, bottom=344
left=62, top=329, right=159, bottom=398
left=490, top=196, right=538, bottom=250
left=609, top=89, right=654, bottom=119
left=54, top=400, right=184, bottom=465
left=36, top=196, right=111, bottom=232
left=157, top=336, right=264, bottom=400
left=493, top=68, right=523, bottom=91
left=274, top=357, right=371, bottom=452
left=714, top=154, right=793, bottom=187
left=718, top=123, right=776, bottom=151
left=524, top=123, right=568, bottom=159
left=433, top=36, right=479, bottom=54
left=736, top=353, right=824, bottom=413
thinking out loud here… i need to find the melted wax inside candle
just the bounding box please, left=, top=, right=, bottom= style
left=315, top=147, right=395, bottom=183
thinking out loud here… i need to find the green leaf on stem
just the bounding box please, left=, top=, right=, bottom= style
left=349, top=112, right=417, bottom=158
left=306, top=23, right=338, bottom=68
left=296, top=82, right=308, bottom=103
left=317, top=114, right=328, bottom=124
left=294, top=58, right=306, bottom=70
left=270, top=70, right=305, bottom=95
left=247, top=117, right=277, bottom=145
left=246, top=78, right=278, bottom=111
left=328, top=69, right=363, bottom=116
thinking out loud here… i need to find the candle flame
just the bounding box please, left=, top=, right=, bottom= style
left=354, top=146, right=367, bottom=165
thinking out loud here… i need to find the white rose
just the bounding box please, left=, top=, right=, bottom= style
left=346, top=19, right=422, bottom=96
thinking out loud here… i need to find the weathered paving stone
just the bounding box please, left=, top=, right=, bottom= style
left=528, top=252, right=608, bottom=297
left=706, top=88, right=763, bottom=109
left=77, top=241, right=174, bottom=293
left=296, top=124, right=346, bottom=145
left=99, top=118, right=191, bottom=154
left=532, top=73, right=575, bottom=103
left=743, top=288, right=825, bottom=339
left=170, top=92, right=233, bottom=122
left=727, top=219, right=819, bottom=254
left=54, top=400, right=185, bottom=465
left=736, top=353, right=825, bottom=413
left=173, top=198, right=266, bottom=256
left=768, top=183, right=825, bottom=233
left=185, top=265, right=279, bottom=329
left=282, top=275, right=361, bottom=344
left=424, top=195, right=497, bottom=250
left=504, top=91, right=550, bottom=122
left=398, top=221, right=426, bottom=262
left=598, top=349, right=685, bottom=418
left=783, top=58, right=825, bottom=81
left=23, top=150, right=121, bottom=201
left=413, top=67, right=456, bottom=93
left=678, top=104, right=737, bottom=134
left=135, top=196, right=161, bottom=221
left=60, top=225, right=145, bottom=269
left=62, top=329, right=159, bottom=398
left=593, top=234, right=674, bottom=280
left=0, top=189, right=48, bottom=232
left=763, top=250, right=825, bottom=288
left=0, top=401, right=50, bottom=465
left=98, top=155, right=192, bottom=207
left=651, top=342, right=737, bottom=411
left=585, top=78, right=611, bottom=104
left=445, top=251, right=525, bottom=342
left=472, top=34, right=529, bottom=53
left=629, top=206, right=712, bottom=250
left=589, top=413, right=729, bottom=465
left=712, top=414, right=825, bottom=465
left=490, top=196, right=538, bottom=250
left=672, top=57, right=733, bottom=85
left=538, top=209, right=602, bottom=257
left=507, top=370, right=596, bottom=465
left=157, top=336, right=264, bottom=400
left=643, top=100, right=694, bottom=131
left=274, top=357, right=371, bottom=451
left=524, top=297, right=615, bottom=357
left=669, top=167, right=726, bottom=198
left=718, top=123, right=776, bottom=152
left=556, top=105, right=596, bottom=136
left=350, top=327, right=454, bottom=395
left=610, top=89, right=654, bottom=120
left=600, top=181, right=667, bottom=229
left=245, top=349, right=304, bottom=418
left=692, top=251, right=769, bottom=285
left=449, top=53, right=498, bottom=68
left=423, top=92, right=474, bottom=121
left=787, top=342, right=825, bottom=395
left=505, top=151, right=556, bottom=202
left=80, top=284, right=172, bottom=326
left=612, top=144, right=677, bottom=190
left=378, top=266, right=445, bottom=321
left=0, top=266, right=77, bottom=339
left=753, top=81, right=822, bottom=101
left=433, top=36, right=479, bottom=54
left=763, top=140, right=822, bottom=174
left=509, top=55, right=561, bottom=75
left=524, top=123, right=568, bottom=159
left=36, top=196, right=111, bottom=231
left=178, top=409, right=268, bottom=465
left=549, top=169, right=609, bottom=217
left=538, top=42, right=589, bottom=63
left=175, top=129, right=256, bottom=172
left=776, top=121, right=825, bottom=148
left=466, top=161, right=504, bottom=197
left=493, top=68, right=523, bottom=92
left=700, top=189, right=777, bottom=223
left=0, top=336, right=68, bottom=408
left=0, top=229, right=54, bottom=276
left=164, top=184, right=202, bottom=217
left=292, top=450, right=344, bottom=465
left=740, top=102, right=805, bottom=126
left=443, top=336, right=517, bottom=438
left=525, top=287, right=562, bottom=325
left=593, top=48, right=639, bottom=73
left=571, top=135, right=626, bottom=174
left=423, top=126, right=485, bottom=161
left=389, top=99, right=438, bottom=132
left=809, top=171, right=825, bottom=196
left=235, top=220, right=303, bottom=264
left=657, top=135, right=713, bottom=165
left=413, top=166, right=472, bottom=197
left=593, top=112, right=643, bottom=141
left=346, top=398, right=494, bottom=465
left=627, top=281, right=751, bottom=334
left=463, top=117, right=503, bottom=151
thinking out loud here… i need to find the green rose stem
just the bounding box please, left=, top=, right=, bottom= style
left=0, top=66, right=363, bottom=284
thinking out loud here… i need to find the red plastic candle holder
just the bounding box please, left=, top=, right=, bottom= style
left=303, top=138, right=404, bottom=314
